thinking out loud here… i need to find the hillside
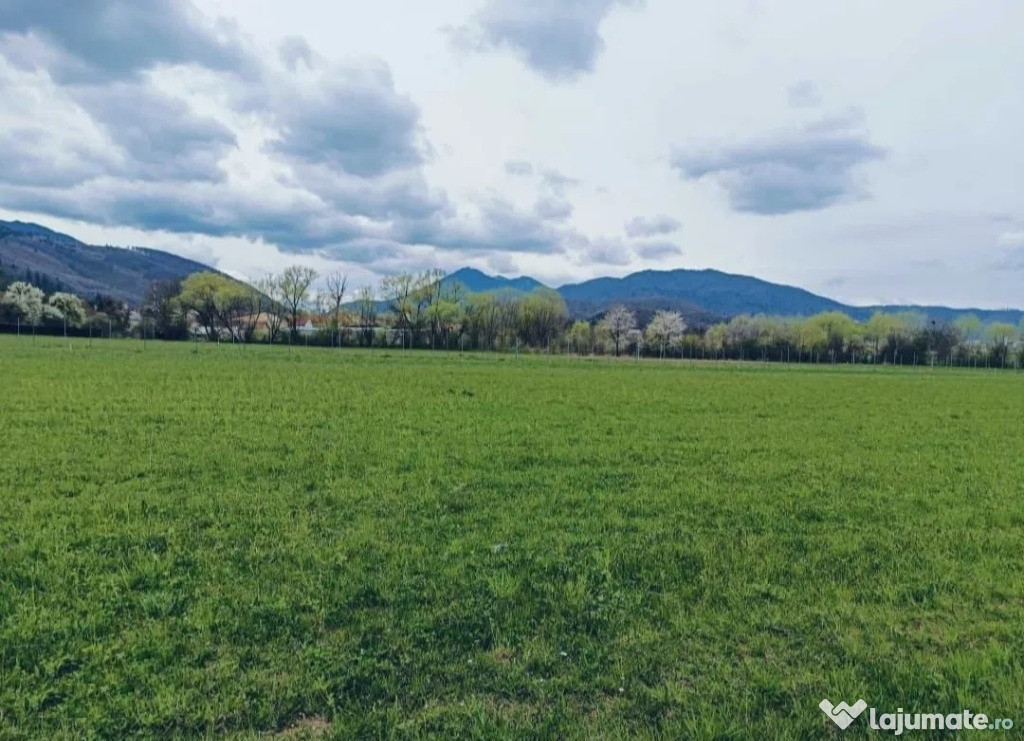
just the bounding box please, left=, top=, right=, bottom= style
left=557, top=268, right=850, bottom=320
left=443, top=267, right=1024, bottom=324
left=565, top=269, right=1024, bottom=323
left=866, top=304, right=1024, bottom=325
left=444, top=267, right=1014, bottom=324
left=443, top=267, right=548, bottom=294
left=2, top=218, right=1020, bottom=324
left=0, top=221, right=216, bottom=305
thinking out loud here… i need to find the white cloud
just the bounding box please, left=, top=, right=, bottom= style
left=0, top=0, right=1022, bottom=306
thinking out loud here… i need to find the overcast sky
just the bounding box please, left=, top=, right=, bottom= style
left=1, top=0, right=1022, bottom=307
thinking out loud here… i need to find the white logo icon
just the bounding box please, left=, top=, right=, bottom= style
left=820, top=698, right=868, bottom=729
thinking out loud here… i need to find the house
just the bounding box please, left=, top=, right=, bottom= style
left=298, top=316, right=327, bottom=334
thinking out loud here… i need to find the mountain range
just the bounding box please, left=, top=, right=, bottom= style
left=0, top=220, right=215, bottom=305
left=2, top=221, right=1021, bottom=325
left=447, top=267, right=1024, bottom=325
left=444, top=267, right=547, bottom=294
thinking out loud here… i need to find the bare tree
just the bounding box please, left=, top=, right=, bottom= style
left=626, top=328, right=644, bottom=358
left=279, top=265, right=318, bottom=339
left=379, top=273, right=415, bottom=347
left=256, top=275, right=285, bottom=343
left=143, top=278, right=188, bottom=340
left=225, top=283, right=266, bottom=343
left=357, top=284, right=377, bottom=346
left=433, top=279, right=467, bottom=349
left=380, top=271, right=439, bottom=348
left=988, top=322, right=1017, bottom=366
left=325, top=271, right=348, bottom=347
left=600, top=305, right=637, bottom=356
left=420, top=269, right=460, bottom=348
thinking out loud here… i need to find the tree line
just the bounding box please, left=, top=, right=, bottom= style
left=3, top=268, right=1023, bottom=368
left=647, top=309, right=1024, bottom=368
left=0, top=281, right=100, bottom=336
left=132, top=268, right=1024, bottom=368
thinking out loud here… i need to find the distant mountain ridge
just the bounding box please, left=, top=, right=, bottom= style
left=0, top=220, right=216, bottom=305
left=557, top=268, right=850, bottom=320
left=1, top=219, right=1020, bottom=324
left=442, top=267, right=548, bottom=294
left=450, top=266, right=1024, bottom=325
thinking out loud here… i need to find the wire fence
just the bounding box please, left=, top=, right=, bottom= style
left=0, top=322, right=129, bottom=339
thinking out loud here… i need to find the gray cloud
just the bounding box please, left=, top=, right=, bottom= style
left=584, top=237, right=633, bottom=266
left=0, top=3, right=456, bottom=263
left=0, top=54, right=235, bottom=188
left=72, top=82, right=236, bottom=182
left=278, top=36, right=314, bottom=72
left=634, top=240, right=682, bottom=259
left=268, top=63, right=424, bottom=178
left=451, top=0, right=643, bottom=81
left=671, top=113, right=887, bottom=215
left=0, top=1, right=242, bottom=188
left=787, top=80, right=821, bottom=108
left=0, top=0, right=252, bottom=83
left=534, top=194, right=574, bottom=221
left=0, top=178, right=390, bottom=257
left=319, top=239, right=405, bottom=264
left=0, top=126, right=115, bottom=187
left=0, top=0, right=591, bottom=271
left=540, top=168, right=580, bottom=193
left=0, top=89, right=570, bottom=263
left=407, top=196, right=570, bottom=254
left=502, top=161, right=578, bottom=191
left=486, top=253, right=521, bottom=274
left=284, top=165, right=450, bottom=224
left=504, top=160, right=534, bottom=176
left=624, top=214, right=680, bottom=237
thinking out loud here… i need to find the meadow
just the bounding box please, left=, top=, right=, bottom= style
left=1, top=336, right=1023, bottom=739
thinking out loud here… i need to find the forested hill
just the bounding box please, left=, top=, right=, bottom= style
left=452, top=267, right=1024, bottom=324
left=0, top=221, right=215, bottom=305
left=442, top=267, right=548, bottom=294
left=558, top=268, right=850, bottom=321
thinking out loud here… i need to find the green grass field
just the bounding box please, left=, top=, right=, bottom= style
left=2, top=336, right=1023, bottom=739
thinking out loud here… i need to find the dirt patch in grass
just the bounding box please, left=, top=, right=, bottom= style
left=274, top=716, right=331, bottom=739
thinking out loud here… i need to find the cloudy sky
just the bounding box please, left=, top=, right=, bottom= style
left=1, top=0, right=1022, bottom=307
